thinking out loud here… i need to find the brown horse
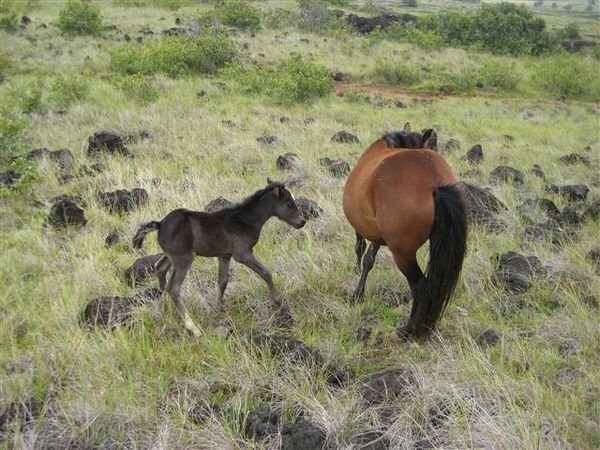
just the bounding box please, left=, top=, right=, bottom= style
left=343, top=124, right=467, bottom=339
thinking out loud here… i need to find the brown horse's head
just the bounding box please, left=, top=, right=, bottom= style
left=266, top=180, right=306, bottom=229
left=384, top=122, right=437, bottom=150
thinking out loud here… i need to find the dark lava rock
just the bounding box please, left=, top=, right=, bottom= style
left=162, top=26, right=187, bottom=36
left=560, top=206, right=582, bottom=225
left=530, top=164, right=545, bottom=179
left=489, top=166, right=525, bottom=186
left=558, top=153, right=590, bottom=165
left=359, top=368, right=414, bottom=404
left=139, top=27, right=154, bottom=35
left=581, top=294, right=598, bottom=308
left=461, top=182, right=507, bottom=231
left=546, top=184, right=589, bottom=202
left=491, top=251, right=544, bottom=293
left=21, top=148, right=75, bottom=171
left=517, top=198, right=561, bottom=223
left=465, top=144, right=483, bottom=164
left=0, top=170, right=20, bottom=187
left=584, top=201, right=600, bottom=220
left=476, top=329, right=501, bottom=348
left=331, top=70, right=349, bottom=81
left=523, top=222, right=568, bottom=244
left=87, top=131, right=131, bottom=157
left=256, top=135, right=279, bottom=145
left=296, top=197, right=322, bottom=220
left=21, top=15, right=31, bottom=25
left=331, top=130, right=359, bottom=144
left=562, top=39, right=597, bottom=53
left=303, top=118, right=315, bottom=126
left=441, top=138, right=461, bottom=154
left=250, top=333, right=351, bottom=386
left=105, top=230, right=121, bottom=248
left=46, top=198, right=87, bottom=229
left=96, top=188, right=148, bottom=214
left=124, top=253, right=163, bottom=287
left=347, top=13, right=417, bottom=34
left=375, top=288, right=411, bottom=307
left=353, top=430, right=389, bottom=450
left=244, top=409, right=326, bottom=450
left=276, top=153, right=303, bottom=171
left=586, top=247, right=600, bottom=269
left=0, top=396, right=42, bottom=433
left=319, top=157, right=350, bottom=177
left=354, top=324, right=373, bottom=344
left=81, top=289, right=159, bottom=329
left=558, top=341, right=581, bottom=357
left=205, top=196, right=233, bottom=212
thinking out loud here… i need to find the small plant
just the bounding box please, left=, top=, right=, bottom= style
left=533, top=55, right=600, bottom=100
left=0, top=12, right=17, bottom=31
left=48, top=74, right=89, bottom=107
left=373, top=57, right=421, bottom=86
left=216, top=0, right=262, bottom=32
left=110, top=33, right=238, bottom=77
left=236, top=55, right=332, bottom=104
left=475, top=59, right=520, bottom=91
left=112, top=0, right=196, bottom=7
left=56, top=0, right=103, bottom=35
left=0, top=50, right=11, bottom=81
left=116, top=74, right=160, bottom=105
left=298, top=0, right=330, bottom=33
left=0, top=157, right=39, bottom=197
left=0, top=110, right=28, bottom=162
left=557, top=23, right=581, bottom=40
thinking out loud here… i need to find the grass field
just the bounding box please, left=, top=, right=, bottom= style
left=1, top=1, right=599, bottom=449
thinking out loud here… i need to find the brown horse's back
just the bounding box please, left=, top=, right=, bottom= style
left=343, top=139, right=456, bottom=251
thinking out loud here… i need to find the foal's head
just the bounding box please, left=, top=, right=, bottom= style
left=266, top=180, right=306, bottom=229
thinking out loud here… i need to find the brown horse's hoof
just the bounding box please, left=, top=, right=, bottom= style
left=396, top=325, right=416, bottom=341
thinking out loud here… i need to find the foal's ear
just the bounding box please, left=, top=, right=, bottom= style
left=403, top=122, right=411, bottom=132
left=422, top=129, right=438, bottom=150
left=267, top=177, right=273, bottom=185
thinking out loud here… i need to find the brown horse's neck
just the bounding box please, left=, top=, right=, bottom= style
left=358, top=137, right=389, bottom=159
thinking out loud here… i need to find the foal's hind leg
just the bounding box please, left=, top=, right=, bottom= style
left=234, top=251, right=281, bottom=308
left=166, top=255, right=201, bottom=338
left=155, top=255, right=171, bottom=291
left=393, top=255, right=425, bottom=340
left=352, top=241, right=381, bottom=301
left=354, top=232, right=367, bottom=273
left=216, top=256, right=231, bottom=307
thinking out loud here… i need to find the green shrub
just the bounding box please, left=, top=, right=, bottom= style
left=420, top=3, right=558, bottom=56
left=110, top=33, right=238, bottom=77
left=236, top=55, right=332, bottom=104
left=381, top=23, right=443, bottom=49
left=298, top=0, right=330, bottom=33
left=557, top=23, right=581, bottom=40
left=56, top=0, right=103, bottom=35
left=475, top=59, right=520, bottom=91
left=264, top=8, right=300, bottom=30
left=116, top=74, right=160, bottom=105
left=533, top=56, right=600, bottom=100
left=0, top=111, right=28, bottom=162
left=0, top=157, right=39, bottom=197
left=216, top=0, right=262, bottom=32
left=0, top=12, right=17, bottom=31
left=112, top=0, right=196, bottom=8
left=48, top=74, right=89, bottom=107
left=373, top=57, right=421, bottom=86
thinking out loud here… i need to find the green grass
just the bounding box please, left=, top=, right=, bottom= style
left=1, top=1, right=599, bottom=449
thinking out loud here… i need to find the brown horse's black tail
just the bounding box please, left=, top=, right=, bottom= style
left=132, top=221, right=161, bottom=249
left=415, top=184, right=468, bottom=337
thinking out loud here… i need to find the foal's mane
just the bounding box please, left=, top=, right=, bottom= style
left=227, top=182, right=284, bottom=211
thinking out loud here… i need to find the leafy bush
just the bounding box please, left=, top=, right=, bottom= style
left=48, top=74, right=89, bottom=107
left=0, top=110, right=28, bottom=162
left=420, top=3, right=558, bottom=56
left=264, top=8, right=300, bottom=30
left=0, top=157, right=39, bottom=197
left=110, top=33, right=238, bottom=77
left=380, top=23, right=443, bottom=49
left=475, top=59, right=520, bottom=91
left=298, top=0, right=330, bottom=33
left=533, top=56, right=600, bottom=100
left=116, top=74, right=160, bottom=105
left=373, top=57, right=421, bottom=85
left=236, top=55, right=332, bottom=104
left=557, top=23, right=581, bottom=40
left=215, top=0, right=262, bottom=32
left=56, top=0, right=103, bottom=35
left=0, top=12, right=17, bottom=31
left=112, top=0, right=196, bottom=7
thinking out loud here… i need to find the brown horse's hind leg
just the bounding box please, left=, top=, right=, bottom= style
left=354, top=232, right=366, bottom=273
left=155, top=255, right=171, bottom=291
left=166, top=255, right=201, bottom=338
left=392, top=255, right=425, bottom=340
left=352, top=241, right=381, bottom=301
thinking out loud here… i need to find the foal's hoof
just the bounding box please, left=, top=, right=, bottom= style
left=272, top=305, right=294, bottom=328
left=396, top=325, right=416, bottom=342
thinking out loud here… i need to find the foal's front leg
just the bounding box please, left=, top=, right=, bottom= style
left=235, top=251, right=281, bottom=308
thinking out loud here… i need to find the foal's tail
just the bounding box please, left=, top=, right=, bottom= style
left=416, top=184, right=468, bottom=336
left=132, top=221, right=161, bottom=249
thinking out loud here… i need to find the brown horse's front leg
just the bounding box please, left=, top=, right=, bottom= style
left=352, top=241, right=381, bottom=301
left=235, top=251, right=281, bottom=308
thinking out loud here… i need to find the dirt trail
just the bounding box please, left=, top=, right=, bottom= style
left=334, top=81, right=448, bottom=100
